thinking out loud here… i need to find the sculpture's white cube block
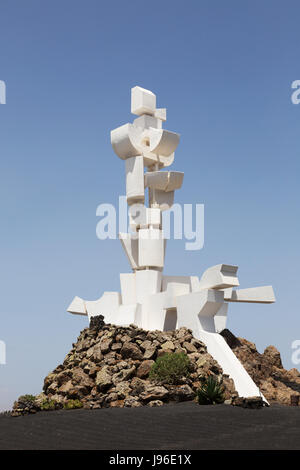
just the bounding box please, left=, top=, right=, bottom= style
left=131, top=86, right=156, bottom=116
left=128, top=203, right=146, bottom=231
left=118, top=304, right=141, bottom=327
left=143, top=291, right=176, bottom=331
left=141, top=208, right=161, bottom=229
left=162, top=276, right=192, bottom=296
left=154, top=108, right=167, bottom=121
left=147, top=208, right=161, bottom=227
left=133, top=114, right=162, bottom=130
left=135, top=269, right=162, bottom=304
left=125, top=155, right=145, bottom=205
left=120, top=273, right=136, bottom=305
left=138, top=228, right=164, bottom=268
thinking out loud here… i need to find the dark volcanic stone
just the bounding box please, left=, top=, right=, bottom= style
left=220, top=329, right=242, bottom=349
left=89, top=315, right=105, bottom=331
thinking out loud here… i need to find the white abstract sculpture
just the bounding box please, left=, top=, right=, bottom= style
left=67, top=86, right=275, bottom=401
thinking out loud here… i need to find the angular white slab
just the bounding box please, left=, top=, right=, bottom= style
left=214, top=303, right=229, bottom=333
left=135, top=269, right=162, bottom=304
left=120, top=273, right=136, bottom=305
left=131, top=86, right=156, bottom=116
left=199, top=264, right=240, bottom=290
left=224, top=285, right=275, bottom=303
left=162, top=276, right=192, bottom=296
left=67, top=296, right=87, bottom=316
left=176, top=289, right=224, bottom=333
left=118, top=303, right=141, bottom=327
left=119, top=232, right=139, bottom=270
left=125, top=155, right=145, bottom=205
left=138, top=228, right=164, bottom=268
left=197, top=330, right=268, bottom=403
left=145, top=171, right=184, bottom=192
left=85, top=292, right=121, bottom=323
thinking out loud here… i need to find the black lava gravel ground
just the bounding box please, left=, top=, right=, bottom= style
left=0, top=402, right=299, bottom=450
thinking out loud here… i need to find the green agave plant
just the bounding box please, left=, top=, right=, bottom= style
left=197, top=376, right=225, bottom=405
left=149, top=352, right=191, bottom=385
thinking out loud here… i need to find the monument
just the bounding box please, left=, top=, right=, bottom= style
left=67, top=86, right=275, bottom=400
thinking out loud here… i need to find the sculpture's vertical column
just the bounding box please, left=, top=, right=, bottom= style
left=111, top=86, right=182, bottom=277
left=111, top=86, right=182, bottom=324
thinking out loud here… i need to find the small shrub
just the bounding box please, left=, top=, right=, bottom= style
left=63, top=399, right=83, bottom=410
left=149, top=352, right=190, bottom=384
left=197, top=376, right=225, bottom=405
left=40, top=399, right=57, bottom=411
left=14, top=394, right=37, bottom=412
left=19, top=394, right=36, bottom=403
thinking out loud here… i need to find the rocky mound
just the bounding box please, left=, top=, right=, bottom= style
left=13, top=320, right=237, bottom=415
left=221, top=329, right=300, bottom=404
left=12, top=320, right=300, bottom=416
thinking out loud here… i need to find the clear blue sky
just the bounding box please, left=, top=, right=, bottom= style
left=1, top=0, right=299, bottom=410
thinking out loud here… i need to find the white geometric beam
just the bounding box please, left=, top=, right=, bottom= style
left=199, top=264, right=239, bottom=290
left=224, top=286, right=275, bottom=303
left=67, top=296, right=87, bottom=316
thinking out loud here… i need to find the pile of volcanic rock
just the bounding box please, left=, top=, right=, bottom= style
left=221, top=329, right=300, bottom=405
left=34, top=320, right=237, bottom=410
